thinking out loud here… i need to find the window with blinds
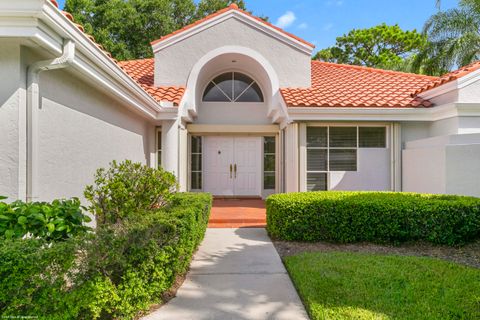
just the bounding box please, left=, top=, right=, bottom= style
left=306, top=126, right=386, bottom=191
left=359, top=127, right=387, bottom=148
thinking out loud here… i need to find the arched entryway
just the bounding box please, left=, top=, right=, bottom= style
left=182, top=46, right=284, bottom=198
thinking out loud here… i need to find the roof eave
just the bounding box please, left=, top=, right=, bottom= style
left=151, top=9, right=314, bottom=55
left=1, top=0, right=172, bottom=119
left=286, top=104, right=457, bottom=122
left=417, top=68, right=480, bottom=100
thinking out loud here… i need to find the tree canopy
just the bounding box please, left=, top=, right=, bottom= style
left=65, top=0, right=251, bottom=60
left=413, top=0, right=480, bottom=75
left=314, top=23, right=427, bottom=72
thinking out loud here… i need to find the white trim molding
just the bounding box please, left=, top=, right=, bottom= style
left=187, top=124, right=279, bottom=134
left=287, top=103, right=480, bottom=122
left=0, top=0, right=172, bottom=121
left=418, top=68, right=480, bottom=101
left=181, top=45, right=289, bottom=125
left=152, top=9, right=314, bottom=55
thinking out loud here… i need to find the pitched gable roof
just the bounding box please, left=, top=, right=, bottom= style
left=52, top=0, right=476, bottom=110
left=281, top=61, right=436, bottom=108
left=151, top=4, right=314, bottom=49
left=47, top=0, right=170, bottom=109
left=118, top=58, right=185, bottom=105
left=412, top=61, right=480, bottom=96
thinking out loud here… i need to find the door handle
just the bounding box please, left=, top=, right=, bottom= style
left=230, top=164, right=233, bottom=178
left=234, top=164, right=237, bottom=178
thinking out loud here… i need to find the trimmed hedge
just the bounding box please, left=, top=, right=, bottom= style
left=0, top=192, right=212, bottom=320
left=266, top=191, right=480, bottom=245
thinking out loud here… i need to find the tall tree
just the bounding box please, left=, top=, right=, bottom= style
left=413, top=0, right=480, bottom=75
left=65, top=0, right=196, bottom=60
left=194, top=0, right=268, bottom=21
left=314, top=24, right=426, bottom=72
left=65, top=0, right=262, bottom=60
left=195, top=0, right=246, bottom=19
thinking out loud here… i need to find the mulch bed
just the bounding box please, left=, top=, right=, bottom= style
left=273, top=239, right=480, bottom=269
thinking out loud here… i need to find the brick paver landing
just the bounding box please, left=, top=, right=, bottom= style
left=208, top=198, right=266, bottom=228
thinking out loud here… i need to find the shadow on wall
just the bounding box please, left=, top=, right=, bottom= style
left=39, top=68, right=154, bottom=164
left=329, top=148, right=391, bottom=191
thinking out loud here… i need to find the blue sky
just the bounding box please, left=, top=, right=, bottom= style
left=56, top=0, right=459, bottom=50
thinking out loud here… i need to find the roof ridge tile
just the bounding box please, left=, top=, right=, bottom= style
left=412, top=60, right=480, bottom=96
left=150, top=5, right=314, bottom=48
left=311, top=60, right=438, bottom=79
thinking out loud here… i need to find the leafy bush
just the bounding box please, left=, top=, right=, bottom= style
left=0, top=237, right=81, bottom=320
left=0, top=196, right=91, bottom=241
left=84, top=160, right=177, bottom=225
left=0, top=193, right=212, bottom=319
left=266, top=191, right=480, bottom=245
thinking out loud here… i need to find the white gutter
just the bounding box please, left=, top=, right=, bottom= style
left=26, top=39, right=75, bottom=201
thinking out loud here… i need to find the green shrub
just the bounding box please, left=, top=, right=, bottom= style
left=266, top=191, right=480, bottom=245
left=84, top=160, right=177, bottom=225
left=0, top=193, right=212, bottom=320
left=0, top=237, right=81, bottom=319
left=0, top=197, right=91, bottom=241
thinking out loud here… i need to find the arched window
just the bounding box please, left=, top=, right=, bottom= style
left=203, top=72, right=264, bottom=102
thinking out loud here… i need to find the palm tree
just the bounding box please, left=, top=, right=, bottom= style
left=414, top=0, right=480, bottom=75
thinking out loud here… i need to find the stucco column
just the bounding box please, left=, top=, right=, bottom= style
left=284, top=122, right=299, bottom=192
left=161, top=119, right=179, bottom=178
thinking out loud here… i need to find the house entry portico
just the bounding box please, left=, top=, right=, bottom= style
left=182, top=51, right=285, bottom=198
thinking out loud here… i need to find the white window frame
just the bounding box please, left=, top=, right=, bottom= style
left=189, top=135, right=203, bottom=192
left=302, top=123, right=390, bottom=191
left=201, top=70, right=265, bottom=103
left=156, top=127, right=162, bottom=169
left=263, top=136, right=276, bottom=190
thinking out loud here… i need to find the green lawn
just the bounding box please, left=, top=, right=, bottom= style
left=284, top=252, right=480, bottom=320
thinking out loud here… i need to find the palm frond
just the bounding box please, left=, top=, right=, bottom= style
left=417, top=0, right=480, bottom=75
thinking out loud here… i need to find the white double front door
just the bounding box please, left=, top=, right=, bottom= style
left=204, top=136, right=262, bottom=196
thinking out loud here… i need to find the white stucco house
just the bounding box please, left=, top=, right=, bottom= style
left=1, top=1, right=480, bottom=203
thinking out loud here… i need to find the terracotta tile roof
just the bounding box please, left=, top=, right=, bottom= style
left=281, top=61, right=437, bottom=108
left=49, top=1, right=115, bottom=60
left=151, top=4, right=314, bottom=48
left=48, top=0, right=177, bottom=106
left=118, top=58, right=185, bottom=105
left=412, top=61, right=480, bottom=96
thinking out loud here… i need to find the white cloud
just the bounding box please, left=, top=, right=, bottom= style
left=275, top=11, right=296, bottom=29
left=298, top=23, right=308, bottom=30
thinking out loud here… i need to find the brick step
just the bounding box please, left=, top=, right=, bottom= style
left=208, top=223, right=266, bottom=228
left=208, top=218, right=266, bottom=223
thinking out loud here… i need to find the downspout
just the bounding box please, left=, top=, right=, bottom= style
left=26, top=40, right=75, bottom=201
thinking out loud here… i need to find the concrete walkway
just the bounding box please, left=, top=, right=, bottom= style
left=143, top=228, right=309, bottom=320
